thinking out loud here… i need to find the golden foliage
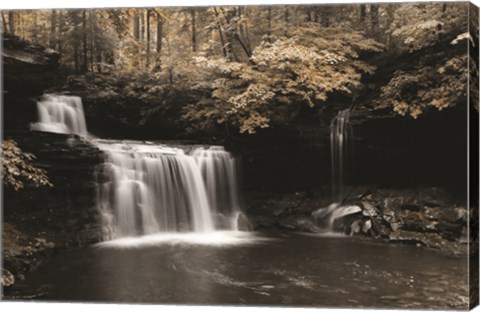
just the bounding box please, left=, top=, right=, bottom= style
left=1, top=140, right=52, bottom=191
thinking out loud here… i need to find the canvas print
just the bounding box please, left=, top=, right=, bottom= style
left=0, top=2, right=479, bottom=309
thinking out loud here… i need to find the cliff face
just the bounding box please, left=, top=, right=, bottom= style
left=1, top=35, right=107, bottom=295
left=3, top=34, right=60, bottom=131
left=2, top=131, right=104, bottom=296
left=3, top=131, right=104, bottom=248
left=2, top=33, right=60, bottom=95
left=2, top=36, right=103, bottom=238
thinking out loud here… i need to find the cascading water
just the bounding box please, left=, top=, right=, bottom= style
left=193, top=147, right=242, bottom=228
left=30, top=94, right=88, bottom=135
left=330, top=108, right=352, bottom=201
left=30, top=94, right=245, bottom=241
left=94, top=140, right=242, bottom=240
left=312, top=109, right=356, bottom=232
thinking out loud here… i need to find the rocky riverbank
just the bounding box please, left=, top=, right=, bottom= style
left=244, top=187, right=468, bottom=256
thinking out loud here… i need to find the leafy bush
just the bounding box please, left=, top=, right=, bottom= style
left=1, top=140, right=52, bottom=191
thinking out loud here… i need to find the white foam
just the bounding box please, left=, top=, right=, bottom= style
left=95, top=231, right=270, bottom=248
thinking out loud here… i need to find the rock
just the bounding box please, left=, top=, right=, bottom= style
left=361, top=201, right=377, bottom=217
left=1, top=269, right=15, bottom=287
left=279, top=214, right=322, bottom=233
left=236, top=212, right=253, bottom=231
left=3, top=131, right=104, bottom=251
left=415, top=187, right=452, bottom=207
left=390, top=222, right=401, bottom=232
left=273, top=206, right=286, bottom=217
left=330, top=205, right=362, bottom=220
left=312, top=203, right=339, bottom=220
left=350, top=219, right=361, bottom=235
left=362, top=219, right=372, bottom=233
left=3, top=34, right=60, bottom=97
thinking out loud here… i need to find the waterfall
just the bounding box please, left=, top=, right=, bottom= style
left=95, top=140, right=242, bottom=240
left=30, top=94, right=88, bottom=136
left=330, top=109, right=352, bottom=201
left=29, top=94, right=245, bottom=240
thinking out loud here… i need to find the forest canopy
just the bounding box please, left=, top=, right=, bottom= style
left=0, top=3, right=471, bottom=134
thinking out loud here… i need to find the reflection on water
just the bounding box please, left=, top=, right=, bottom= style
left=13, top=233, right=468, bottom=309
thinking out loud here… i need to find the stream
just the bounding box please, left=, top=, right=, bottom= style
left=11, top=94, right=469, bottom=309
left=12, top=232, right=468, bottom=309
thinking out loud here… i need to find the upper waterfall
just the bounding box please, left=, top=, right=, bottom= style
left=30, top=94, right=88, bottom=136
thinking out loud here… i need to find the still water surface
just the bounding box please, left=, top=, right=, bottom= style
left=16, top=233, right=468, bottom=309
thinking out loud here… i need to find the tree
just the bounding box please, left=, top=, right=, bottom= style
left=376, top=3, right=468, bottom=118
left=191, top=8, right=197, bottom=52
left=50, top=9, right=57, bottom=48
left=1, top=140, right=52, bottom=191
left=8, top=11, right=15, bottom=35
left=183, top=26, right=383, bottom=134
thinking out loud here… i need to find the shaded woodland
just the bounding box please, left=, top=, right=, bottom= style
left=0, top=3, right=473, bottom=137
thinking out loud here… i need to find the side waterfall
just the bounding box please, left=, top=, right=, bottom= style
left=30, top=94, right=88, bottom=135
left=30, top=94, right=244, bottom=240
left=330, top=108, right=352, bottom=201
left=312, top=109, right=356, bottom=232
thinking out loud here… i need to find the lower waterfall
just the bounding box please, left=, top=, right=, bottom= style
left=94, top=140, right=242, bottom=240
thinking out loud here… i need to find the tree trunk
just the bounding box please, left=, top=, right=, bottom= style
left=284, top=6, right=289, bottom=36
left=8, top=11, right=15, bottom=35
left=146, top=9, right=151, bottom=67
left=236, top=7, right=252, bottom=58
left=32, top=11, right=38, bottom=43
left=90, top=10, right=95, bottom=76
left=73, top=20, right=79, bottom=73
left=213, top=7, right=228, bottom=59
left=58, top=11, right=64, bottom=54
left=370, top=4, right=379, bottom=35
left=133, top=11, right=140, bottom=40
left=267, top=6, right=272, bottom=43
left=50, top=10, right=57, bottom=48
left=191, top=9, right=197, bottom=52
left=140, top=10, right=145, bottom=43
left=359, top=4, right=366, bottom=24
left=219, top=8, right=238, bottom=61
left=156, top=13, right=163, bottom=70
left=0, top=12, right=7, bottom=33
left=82, top=10, right=88, bottom=72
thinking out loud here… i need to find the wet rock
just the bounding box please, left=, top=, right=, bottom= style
left=331, top=205, right=362, bottom=220
left=312, top=203, right=339, bottom=221
left=361, top=201, right=377, bottom=217
left=390, top=222, right=401, bottom=232
left=350, top=219, right=361, bottom=235
left=278, top=214, right=322, bottom=233
left=362, top=219, right=372, bottom=233
left=236, top=213, right=253, bottom=231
